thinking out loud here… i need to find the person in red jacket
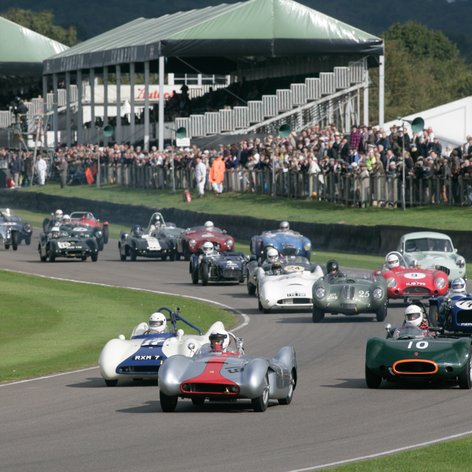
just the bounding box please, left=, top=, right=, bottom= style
left=208, top=151, right=227, bottom=195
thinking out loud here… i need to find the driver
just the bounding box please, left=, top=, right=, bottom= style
left=262, top=247, right=282, bottom=272
left=145, top=312, right=167, bottom=334
left=50, top=226, right=61, bottom=239
left=149, top=214, right=162, bottom=234
left=385, top=253, right=401, bottom=270
left=209, top=329, right=230, bottom=352
left=201, top=241, right=215, bottom=256
left=132, top=224, right=143, bottom=238
left=446, top=277, right=468, bottom=301
left=325, top=259, right=345, bottom=279
left=394, top=304, right=431, bottom=337
left=204, top=220, right=214, bottom=231
left=279, top=220, right=290, bottom=232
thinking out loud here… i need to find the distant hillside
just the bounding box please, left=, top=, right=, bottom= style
left=0, top=0, right=471, bottom=61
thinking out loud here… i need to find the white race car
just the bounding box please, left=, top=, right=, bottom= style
left=256, top=256, right=324, bottom=313
left=98, top=307, right=225, bottom=386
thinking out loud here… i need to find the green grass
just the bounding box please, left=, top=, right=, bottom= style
left=0, top=270, right=236, bottom=383
left=25, top=183, right=472, bottom=231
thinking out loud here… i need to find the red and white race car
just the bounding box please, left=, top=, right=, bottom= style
left=374, top=251, right=449, bottom=300
left=69, top=211, right=110, bottom=244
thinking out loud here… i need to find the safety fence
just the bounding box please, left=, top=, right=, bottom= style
left=56, top=162, right=472, bottom=208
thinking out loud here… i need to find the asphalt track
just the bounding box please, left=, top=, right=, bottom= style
left=1, top=239, right=471, bottom=472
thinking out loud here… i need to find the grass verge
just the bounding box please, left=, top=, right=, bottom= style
left=0, top=270, right=236, bottom=383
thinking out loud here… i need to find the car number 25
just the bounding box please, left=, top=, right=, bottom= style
left=407, top=340, right=429, bottom=349
left=358, top=290, right=370, bottom=298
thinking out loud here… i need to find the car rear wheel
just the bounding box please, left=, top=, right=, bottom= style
left=130, top=246, right=137, bottom=261
left=104, top=379, right=118, bottom=387
left=4, top=243, right=10, bottom=250
left=47, top=248, right=55, bottom=262
left=428, top=304, right=439, bottom=327
left=103, top=225, right=109, bottom=244
left=25, top=235, right=31, bottom=245
left=91, top=253, right=98, bottom=262
left=252, top=376, right=270, bottom=412
left=312, top=307, right=325, bottom=323
left=160, top=391, right=178, bottom=412
left=247, top=272, right=256, bottom=295
left=279, top=370, right=295, bottom=405
left=201, top=263, right=209, bottom=286
left=365, top=365, right=382, bottom=389
left=12, top=231, right=19, bottom=250
left=191, top=266, right=199, bottom=284
left=458, top=354, right=472, bottom=390
left=376, top=304, right=387, bottom=322
left=183, top=246, right=191, bottom=261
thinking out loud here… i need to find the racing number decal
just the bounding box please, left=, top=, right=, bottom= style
left=358, top=290, right=370, bottom=298
left=456, top=300, right=472, bottom=310
left=407, top=341, right=429, bottom=349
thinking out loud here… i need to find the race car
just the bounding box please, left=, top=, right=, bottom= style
left=119, top=217, right=182, bottom=261
left=374, top=251, right=449, bottom=301
left=190, top=250, right=247, bottom=285
left=311, top=272, right=388, bottom=323
left=99, top=307, right=222, bottom=386
left=429, top=293, right=472, bottom=333
left=250, top=229, right=312, bottom=260
left=158, top=332, right=297, bottom=412
left=176, top=223, right=235, bottom=260
left=0, top=208, right=32, bottom=249
left=256, top=255, right=324, bottom=312
left=365, top=323, right=472, bottom=389
left=69, top=211, right=109, bottom=244
left=38, top=226, right=99, bottom=262
left=396, top=231, right=466, bottom=282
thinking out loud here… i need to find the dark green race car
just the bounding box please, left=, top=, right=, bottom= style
left=365, top=325, right=472, bottom=389
left=311, top=274, right=388, bottom=323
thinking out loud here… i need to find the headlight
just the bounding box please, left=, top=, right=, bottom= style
left=314, top=287, right=326, bottom=299
left=373, top=288, right=384, bottom=299
left=304, top=242, right=311, bottom=251
left=435, top=277, right=447, bottom=289
left=387, top=277, right=397, bottom=288
left=189, top=239, right=197, bottom=248
left=457, top=258, right=465, bottom=268
left=96, top=230, right=102, bottom=237
left=226, top=239, right=233, bottom=248
left=24, top=223, right=32, bottom=232
left=187, top=342, right=195, bottom=351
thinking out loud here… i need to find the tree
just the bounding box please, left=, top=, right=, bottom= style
left=1, top=8, right=78, bottom=46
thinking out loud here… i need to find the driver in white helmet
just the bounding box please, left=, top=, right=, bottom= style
left=201, top=241, right=215, bottom=257
left=145, top=312, right=167, bottom=334
left=385, top=253, right=402, bottom=270
left=393, top=304, right=431, bottom=338
left=209, top=329, right=230, bottom=352
left=204, top=220, right=214, bottom=231
left=54, top=209, right=64, bottom=222
left=445, top=278, right=468, bottom=305
left=262, top=246, right=283, bottom=273
left=279, top=220, right=290, bottom=232
left=50, top=226, right=61, bottom=239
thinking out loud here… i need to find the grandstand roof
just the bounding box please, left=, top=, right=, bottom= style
left=0, top=16, right=68, bottom=78
left=43, top=0, right=383, bottom=75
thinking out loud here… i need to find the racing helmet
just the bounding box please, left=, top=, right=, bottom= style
left=54, top=209, right=64, bottom=221
left=404, top=304, right=423, bottom=327
left=202, top=241, right=214, bottom=256
left=132, top=224, right=143, bottom=237
left=62, top=214, right=71, bottom=224
left=209, top=329, right=229, bottom=351
left=279, top=220, right=290, bottom=231
left=386, top=253, right=400, bottom=269
left=451, top=278, right=466, bottom=294
left=50, top=226, right=61, bottom=239
left=326, top=259, right=340, bottom=276
left=4, top=208, right=11, bottom=217
left=266, top=247, right=279, bottom=264
left=204, top=220, right=214, bottom=230
left=148, top=312, right=167, bottom=333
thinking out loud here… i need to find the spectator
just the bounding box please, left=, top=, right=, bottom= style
left=208, top=150, right=226, bottom=195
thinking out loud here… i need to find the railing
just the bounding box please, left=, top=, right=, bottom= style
left=45, top=162, right=472, bottom=208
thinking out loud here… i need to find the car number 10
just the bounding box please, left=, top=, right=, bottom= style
left=407, top=340, right=429, bottom=349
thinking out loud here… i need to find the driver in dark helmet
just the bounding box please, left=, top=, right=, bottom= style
left=325, top=259, right=345, bottom=279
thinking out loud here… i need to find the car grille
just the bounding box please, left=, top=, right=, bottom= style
left=222, top=269, right=242, bottom=279
left=117, top=365, right=160, bottom=374
left=279, top=298, right=312, bottom=305
left=403, top=287, right=431, bottom=295
left=457, top=310, right=472, bottom=325
left=392, top=360, right=438, bottom=375
left=180, top=383, right=239, bottom=395
left=341, top=285, right=356, bottom=300
left=435, top=265, right=450, bottom=276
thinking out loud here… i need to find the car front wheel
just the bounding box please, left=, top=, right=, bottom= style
left=458, top=354, right=472, bottom=390
left=160, top=391, right=178, bottom=412
left=312, top=307, right=325, bottom=323
left=252, top=376, right=270, bottom=412
left=365, top=365, right=382, bottom=389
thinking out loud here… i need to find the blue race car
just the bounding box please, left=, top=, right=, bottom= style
left=99, top=307, right=224, bottom=386
left=250, top=224, right=312, bottom=260
left=429, top=294, right=472, bottom=333
left=190, top=250, right=247, bottom=285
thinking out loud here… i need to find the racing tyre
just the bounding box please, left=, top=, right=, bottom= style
left=279, top=371, right=295, bottom=405
left=25, top=235, right=31, bottom=246
left=97, top=238, right=104, bottom=252
left=12, top=231, right=19, bottom=251
left=130, top=246, right=137, bottom=261
left=4, top=244, right=9, bottom=250
left=458, top=354, right=472, bottom=390
left=103, top=225, right=109, bottom=244
left=428, top=304, right=439, bottom=327
left=201, top=263, right=209, bottom=286
left=91, top=253, right=98, bottom=262
left=170, top=250, right=177, bottom=261
left=312, top=307, right=325, bottom=323
left=376, top=304, right=387, bottom=322
left=160, top=391, right=178, bottom=412
left=183, top=246, right=191, bottom=261
left=365, top=365, right=382, bottom=389
left=47, top=248, right=55, bottom=263
left=247, top=272, right=256, bottom=295
left=120, top=251, right=126, bottom=261
left=81, top=256, right=87, bottom=261
left=40, top=251, right=47, bottom=262
left=252, top=376, right=269, bottom=412
left=191, top=267, right=199, bottom=285
left=104, top=379, right=118, bottom=387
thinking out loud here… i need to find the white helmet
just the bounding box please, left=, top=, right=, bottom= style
left=209, top=329, right=229, bottom=351
left=266, top=247, right=279, bottom=264
left=50, top=226, right=61, bottom=239
left=279, top=220, right=290, bottom=231
left=451, top=278, right=466, bottom=294
left=404, top=305, right=423, bottom=327
left=386, top=253, right=400, bottom=269
left=54, top=209, right=64, bottom=220
left=4, top=208, right=11, bottom=217
left=204, top=221, right=214, bottom=230
left=62, top=214, right=71, bottom=223
left=202, top=241, right=214, bottom=255
left=148, top=312, right=167, bottom=333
